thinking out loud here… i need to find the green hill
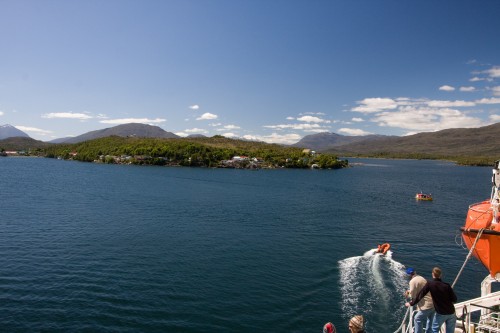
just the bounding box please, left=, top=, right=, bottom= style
left=53, top=123, right=179, bottom=143
left=43, top=135, right=346, bottom=169
left=0, top=137, right=52, bottom=152
left=323, top=123, right=500, bottom=165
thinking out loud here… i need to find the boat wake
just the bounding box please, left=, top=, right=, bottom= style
left=338, top=249, right=407, bottom=329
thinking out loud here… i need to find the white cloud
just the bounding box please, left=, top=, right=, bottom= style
left=297, top=115, right=329, bottom=123
left=439, top=85, right=455, bottom=92
left=42, top=112, right=92, bottom=120
left=184, top=128, right=208, bottom=133
left=353, top=96, right=494, bottom=110
left=221, top=132, right=238, bottom=138
left=373, top=106, right=483, bottom=132
left=460, top=86, right=476, bottom=92
left=196, top=112, right=218, bottom=120
left=244, top=132, right=302, bottom=145
left=374, top=107, right=437, bottom=129
left=216, top=127, right=241, bottom=133
left=427, top=100, right=475, bottom=107
left=395, top=97, right=428, bottom=107
left=345, top=64, right=500, bottom=135
left=100, top=117, right=166, bottom=124
left=308, top=129, right=330, bottom=133
left=486, top=66, right=500, bottom=78
left=15, top=126, right=53, bottom=135
left=189, top=104, right=200, bottom=110
left=175, top=130, right=208, bottom=137
left=209, top=122, right=222, bottom=127
left=223, top=124, right=241, bottom=130
left=0, top=108, right=18, bottom=115
left=263, top=123, right=325, bottom=131
left=491, top=86, right=500, bottom=96
left=286, top=116, right=295, bottom=120
left=241, top=135, right=260, bottom=141
left=352, top=98, right=398, bottom=113
left=338, top=128, right=372, bottom=136
left=301, top=112, right=326, bottom=116
left=476, top=97, right=500, bottom=104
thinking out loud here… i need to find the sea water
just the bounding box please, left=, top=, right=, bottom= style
left=0, top=157, right=491, bottom=332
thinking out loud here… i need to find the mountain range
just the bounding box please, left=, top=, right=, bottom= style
left=323, top=122, right=500, bottom=157
left=49, top=123, right=179, bottom=143
left=292, top=132, right=392, bottom=151
left=2, top=122, right=500, bottom=159
left=0, top=124, right=30, bottom=140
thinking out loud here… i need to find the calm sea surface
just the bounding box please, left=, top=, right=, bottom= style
left=0, top=157, right=493, bottom=332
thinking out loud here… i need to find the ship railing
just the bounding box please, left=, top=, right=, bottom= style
left=454, top=290, right=500, bottom=332
left=393, top=307, right=413, bottom=333
left=396, top=276, right=500, bottom=333
left=475, top=312, right=500, bottom=332
left=397, top=292, right=500, bottom=333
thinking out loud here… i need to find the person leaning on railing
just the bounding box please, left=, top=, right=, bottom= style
left=404, top=267, right=435, bottom=333
left=405, top=267, right=457, bottom=333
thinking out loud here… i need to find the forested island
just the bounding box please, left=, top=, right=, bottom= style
left=38, top=136, right=348, bottom=169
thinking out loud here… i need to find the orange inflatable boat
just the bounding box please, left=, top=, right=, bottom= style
left=376, top=243, right=391, bottom=255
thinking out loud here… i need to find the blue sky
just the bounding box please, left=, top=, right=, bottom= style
left=1, top=0, right=500, bottom=144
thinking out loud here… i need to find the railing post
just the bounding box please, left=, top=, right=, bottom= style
left=408, top=307, right=413, bottom=333
left=481, top=275, right=493, bottom=296
left=481, top=275, right=496, bottom=317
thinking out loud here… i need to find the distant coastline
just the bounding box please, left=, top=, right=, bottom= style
left=3, top=120, right=500, bottom=167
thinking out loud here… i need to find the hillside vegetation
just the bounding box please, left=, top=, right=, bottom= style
left=323, top=123, right=500, bottom=166
left=56, top=123, right=179, bottom=143
left=43, top=135, right=347, bottom=169
left=0, top=137, right=52, bottom=152
left=3, top=122, right=500, bottom=167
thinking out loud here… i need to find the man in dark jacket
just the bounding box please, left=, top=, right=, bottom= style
left=405, top=267, right=457, bottom=333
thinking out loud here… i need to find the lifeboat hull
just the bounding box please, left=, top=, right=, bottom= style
left=462, top=200, right=500, bottom=278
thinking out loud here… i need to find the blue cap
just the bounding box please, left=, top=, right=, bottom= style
left=406, top=267, right=415, bottom=275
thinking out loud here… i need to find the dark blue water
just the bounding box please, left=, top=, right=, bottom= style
left=0, top=157, right=491, bottom=332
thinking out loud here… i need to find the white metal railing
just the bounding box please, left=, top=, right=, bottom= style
left=393, top=306, right=413, bottom=333
left=476, top=312, right=500, bottom=332
left=454, top=290, right=500, bottom=332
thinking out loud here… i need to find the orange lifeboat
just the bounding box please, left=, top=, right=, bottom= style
left=461, top=200, right=500, bottom=278
left=376, top=243, right=391, bottom=255
left=461, top=160, right=500, bottom=278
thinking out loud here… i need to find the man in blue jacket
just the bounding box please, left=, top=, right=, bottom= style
left=405, top=267, right=457, bottom=333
